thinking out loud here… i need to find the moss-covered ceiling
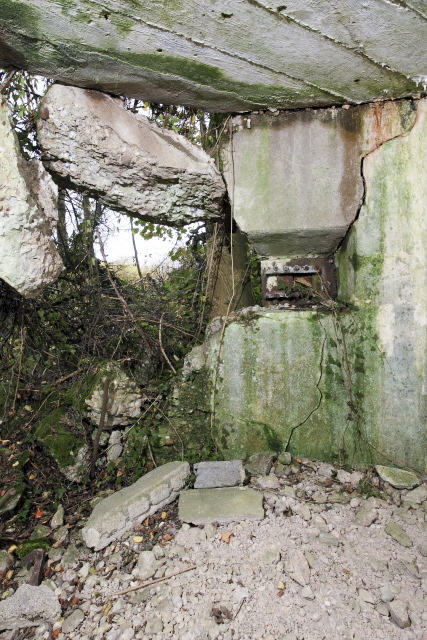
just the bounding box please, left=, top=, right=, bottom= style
left=0, top=0, right=426, bottom=111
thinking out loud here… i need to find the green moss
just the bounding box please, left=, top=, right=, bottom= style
left=35, top=409, right=85, bottom=468
left=16, top=538, right=50, bottom=559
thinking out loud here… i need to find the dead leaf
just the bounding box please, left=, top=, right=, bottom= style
left=221, top=531, right=234, bottom=543
left=102, top=601, right=112, bottom=617
left=161, top=511, right=167, bottom=519
left=163, top=533, right=173, bottom=542
left=7, top=545, right=17, bottom=554
left=52, top=628, right=60, bottom=639
left=133, top=536, right=143, bottom=543
left=35, top=507, right=42, bottom=519
left=71, top=596, right=79, bottom=607
left=294, top=277, right=312, bottom=287
left=143, top=518, right=149, bottom=527
left=6, top=570, right=13, bottom=580
left=278, top=589, right=284, bottom=597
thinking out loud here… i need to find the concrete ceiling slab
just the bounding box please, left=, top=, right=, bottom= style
left=0, top=0, right=426, bottom=111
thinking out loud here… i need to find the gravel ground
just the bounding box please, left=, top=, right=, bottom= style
left=2, top=460, right=427, bottom=640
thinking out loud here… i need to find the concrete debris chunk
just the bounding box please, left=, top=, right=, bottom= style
left=0, top=98, right=63, bottom=297
left=375, top=465, right=419, bottom=489
left=401, top=483, right=427, bottom=504
left=285, top=548, right=310, bottom=586
left=388, top=599, right=411, bottom=629
left=82, top=462, right=190, bottom=550
left=178, top=487, right=264, bottom=525
left=194, top=460, right=245, bottom=489
left=385, top=522, right=413, bottom=548
left=0, top=584, right=61, bottom=631
left=37, top=85, right=225, bottom=226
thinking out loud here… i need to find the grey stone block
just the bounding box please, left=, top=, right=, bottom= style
left=178, top=487, right=264, bottom=525
left=82, top=462, right=190, bottom=550
left=0, top=584, right=61, bottom=631
left=194, top=460, right=245, bottom=489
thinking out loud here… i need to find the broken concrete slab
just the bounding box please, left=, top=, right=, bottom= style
left=0, top=584, right=60, bottom=630
left=375, top=466, right=420, bottom=490
left=37, top=85, right=225, bottom=226
left=0, top=1, right=424, bottom=112
left=178, top=487, right=264, bottom=525
left=0, top=97, right=63, bottom=297
left=82, top=461, right=190, bottom=550
left=221, top=101, right=417, bottom=258
left=194, top=461, right=245, bottom=489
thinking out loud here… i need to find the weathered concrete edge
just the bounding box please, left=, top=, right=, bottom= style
left=82, top=461, right=190, bottom=550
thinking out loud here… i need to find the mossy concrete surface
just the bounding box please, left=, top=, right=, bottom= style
left=176, top=98, right=427, bottom=473
left=0, top=1, right=425, bottom=111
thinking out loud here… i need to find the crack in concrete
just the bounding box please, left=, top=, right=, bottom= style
left=337, top=99, right=420, bottom=253
left=386, top=0, right=427, bottom=21
left=284, top=321, right=327, bottom=452
left=247, top=0, right=422, bottom=87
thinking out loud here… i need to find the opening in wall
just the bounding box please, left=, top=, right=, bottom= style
left=261, top=256, right=336, bottom=308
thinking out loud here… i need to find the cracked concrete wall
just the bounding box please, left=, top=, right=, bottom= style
left=175, top=98, right=427, bottom=473
left=221, top=101, right=417, bottom=258
left=0, top=1, right=426, bottom=112
left=37, top=85, right=225, bottom=226
left=0, top=98, right=63, bottom=298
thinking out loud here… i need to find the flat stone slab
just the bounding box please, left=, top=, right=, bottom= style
left=375, top=465, right=419, bottom=489
left=0, top=584, right=61, bottom=631
left=82, top=461, right=190, bottom=550
left=194, top=461, right=245, bottom=489
left=178, top=487, right=264, bottom=525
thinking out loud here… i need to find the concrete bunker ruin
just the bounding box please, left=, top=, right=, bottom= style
left=0, top=0, right=426, bottom=472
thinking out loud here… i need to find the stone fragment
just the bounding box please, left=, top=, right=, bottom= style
left=317, top=463, right=335, bottom=479
left=0, top=551, right=13, bottom=574
left=50, top=504, right=64, bottom=529
left=385, top=522, right=413, bottom=547
left=61, top=544, right=80, bottom=568
left=336, top=469, right=364, bottom=487
left=0, top=98, right=63, bottom=297
left=402, top=484, right=427, bottom=504
left=261, top=550, right=281, bottom=565
left=107, top=431, right=123, bottom=462
left=380, top=584, right=394, bottom=603
left=376, top=602, right=389, bottom=616
left=285, top=549, right=310, bottom=586
left=388, top=600, right=411, bottom=628
left=38, top=85, right=225, bottom=226
left=86, top=363, right=143, bottom=428
left=419, top=543, right=427, bottom=557
left=277, top=452, right=292, bottom=465
left=375, top=465, right=419, bottom=489
left=358, top=588, right=377, bottom=604
left=83, top=462, right=189, bottom=549
left=0, top=584, right=60, bottom=630
left=62, top=609, right=84, bottom=634
left=245, top=452, right=276, bottom=476
left=318, top=532, right=341, bottom=547
left=301, top=585, right=315, bottom=599
left=178, top=487, right=264, bottom=525
left=194, top=460, right=245, bottom=489
left=255, top=475, right=280, bottom=490
left=354, top=504, right=378, bottom=527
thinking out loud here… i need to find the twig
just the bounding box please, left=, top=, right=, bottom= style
left=144, top=434, right=157, bottom=468
left=90, top=376, right=110, bottom=479
left=111, top=565, right=197, bottom=597
left=159, top=314, right=176, bottom=374
left=11, top=316, right=24, bottom=414
left=96, top=231, right=151, bottom=350
left=0, top=69, right=17, bottom=93
left=52, top=367, right=85, bottom=387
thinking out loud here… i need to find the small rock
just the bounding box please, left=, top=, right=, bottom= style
left=375, top=465, right=419, bottom=490
left=318, top=532, right=341, bottom=547
left=376, top=602, right=389, bottom=616
left=61, top=608, right=85, bottom=634
left=354, top=505, right=378, bottom=527
left=385, top=522, right=413, bottom=547
left=337, top=469, right=363, bottom=487
left=232, top=586, right=250, bottom=603
left=245, top=452, right=276, bottom=476
left=261, top=550, right=281, bottom=565
left=145, top=617, right=163, bottom=634
left=204, top=523, right=217, bottom=539
left=402, top=484, right=427, bottom=504
left=285, top=549, right=310, bottom=586
left=388, top=599, right=411, bottom=628
left=107, top=430, right=123, bottom=463
left=317, top=463, right=335, bottom=478
left=50, top=504, right=64, bottom=530
left=0, top=551, right=13, bottom=574
left=419, top=542, right=427, bottom=557
left=301, top=585, right=315, bottom=599
left=255, top=475, right=280, bottom=490
left=119, top=629, right=135, bottom=640
left=358, top=588, right=377, bottom=604
left=380, top=584, right=394, bottom=603
left=277, top=452, right=292, bottom=465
